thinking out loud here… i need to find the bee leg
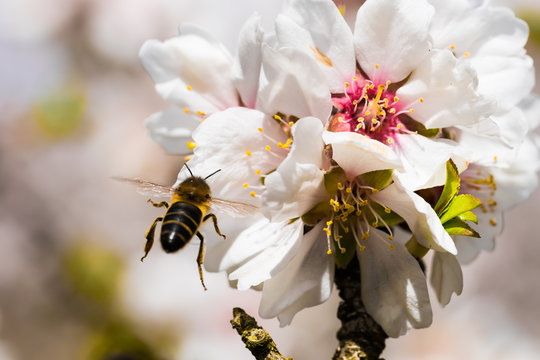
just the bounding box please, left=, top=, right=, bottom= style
left=203, top=213, right=226, bottom=240
left=147, top=199, right=169, bottom=208
left=195, top=232, right=208, bottom=291
left=141, top=216, right=163, bottom=262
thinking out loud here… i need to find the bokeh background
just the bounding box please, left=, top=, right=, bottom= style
left=1, top=0, right=539, bottom=359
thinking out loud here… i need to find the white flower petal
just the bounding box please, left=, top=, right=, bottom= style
left=520, top=95, right=540, bottom=131
left=471, top=55, right=535, bottom=111
left=430, top=252, right=463, bottom=306
left=394, top=133, right=465, bottom=190
left=263, top=117, right=327, bottom=221
left=259, top=222, right=333, bottom=326
left=430, top=0, right=529, bottom=58
left=144, top=106, right=201, bottom=155
left=371, top=180, right=457, bottom=254
left=258, top=45, right=332, bottom=121
left=228, top=220, right=304, bottom=290
left=139, top=31, right=238, bottom=112
left=396, top=49, right=493, bottom=129
left=276, top=0, right=355, bottom=91
left=354, top=0, right=434, bottom=83
left=358, top=227, right=432, bottom=338
left=187, top=107, right=288, bottom=205
left=232, top=13, right=264, bottom=109
left=323, top=131, right=403, bottom=178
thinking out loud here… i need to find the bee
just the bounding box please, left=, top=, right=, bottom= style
left=114, top=164, right=257, bottom=290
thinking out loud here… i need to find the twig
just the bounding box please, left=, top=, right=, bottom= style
left=230, top=307, right=292, bottom=360
left=333, top=257, right=388, bottom=360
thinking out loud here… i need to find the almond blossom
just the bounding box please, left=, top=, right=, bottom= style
left=140, top=0, right=540, bottom=338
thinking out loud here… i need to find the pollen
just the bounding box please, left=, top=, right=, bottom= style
left=186, top=141, right=197, bottom=150
left=245, top=150, right=252, bottom=156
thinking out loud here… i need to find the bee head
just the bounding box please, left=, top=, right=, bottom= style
left=175, top=176, right=212, bottom=204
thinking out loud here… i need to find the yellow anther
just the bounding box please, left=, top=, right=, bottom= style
left=384, top=207, right=391, bottom=214
left=464, top=52, right=470, bottom=57
left=187, top=141, right=197, bottom=150
left=346, top=187, right=352, bottom=194
left=258, top=127, right=263, bottom=132
left=243, top=183, right=249, bottom=188
left=340, top=248, right=346, bottom=254
left=365, top=111, right=371, bottom=116
left=337, top=182, right=344, bottom=190
left=245, top=150, right=252, bottom=156
left=361, top=232, right=369, bottom=241
left=274, top=114, right=282, bottom=120
left=493, top=156, right=498, bottom=162
left=372, top=221, right=378, bottom=227
left=184, top=155, right=191, bottom=162
left=345, top=82, right=350, bottom=88
left=338, top=116, right=344, bottom=123
left=353, top=76, right=357, bottom=81
left=255, top=169, right=261, bottom=175
left=388, top=108, right=396, bottom=114
left=277, top=142, right=283, bottom=148
left=450, top=45, right=456, bottom=50
left=356, top=210, right=362, bottom=216
left=393, top=96, right=399, bottom=102
left=183, top=107, right=189, bottom=114
left=419, top=97, right=424, bottom=103
left=323, top=227, right=331, bottom=236
left=250, top=192, right=256, bottom=198
left=371, top=188, right=379, bottom=194
left=327, top=249, right=333, bottom=255
left=450, top=82, right=454, bottom=86
left=282, top=143, right=289, bottom=149
left=186, top=85, right=192, bottom=91
left=375, top=64, right=380, bottom=69
left=286, top=138, right=293, bottom=144
left=489, top=218, right=497, bottom=226
left=358, top=245, right=366, bottom=251
left=338, top=4, right=345, bottom=16
left=387, top=235, right=393, bottom=240
left=326, top=220, right=333, bottom=226
left=265, top=145, right=271, bottom=151
left=388, top=244, right=395, bottom=250
left=289, top=121, right=294, bottom=127
left=396, top=123, right=402, bottom=129
left=409, top=108, right=415, bottom=114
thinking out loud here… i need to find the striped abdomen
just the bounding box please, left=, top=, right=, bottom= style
left=160, top=201, right=203, bottom=253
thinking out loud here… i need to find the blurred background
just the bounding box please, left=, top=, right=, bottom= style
left=0, top=0, right=539, bottom=359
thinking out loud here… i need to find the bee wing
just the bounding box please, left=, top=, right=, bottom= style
left=112, top=177, right=174, bottom=198
left=211, top=197, right=260, bottom=217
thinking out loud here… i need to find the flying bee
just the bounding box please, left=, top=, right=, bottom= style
left=114, top=164, right=258, bottom=290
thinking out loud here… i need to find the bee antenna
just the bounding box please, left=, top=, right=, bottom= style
left=204, top=169, right=221, bottom=180
left=184, top=163, right=194, bottom=177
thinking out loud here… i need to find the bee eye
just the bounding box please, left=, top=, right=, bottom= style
left=206, top=194, right=211, bottom=199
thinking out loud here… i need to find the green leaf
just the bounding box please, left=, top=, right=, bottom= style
left=324, top=167, right=347, bottom=198
left=458, top=210, right=478, bottom=224
left=400, top=115, right=440, bottom=138
left=439, top=194, right=482, bottom=224
left=443, top=218, right=480, bottom=237
left=332, top=222, right=357, bottom=268
left=434, top=159, right=460, bottom=214
left=369, top=201, right=404, bottom=227
left=357, top=169, right=394, bottom=191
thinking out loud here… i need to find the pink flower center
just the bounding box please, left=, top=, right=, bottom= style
left=329, top=75, right=412, bottom=145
